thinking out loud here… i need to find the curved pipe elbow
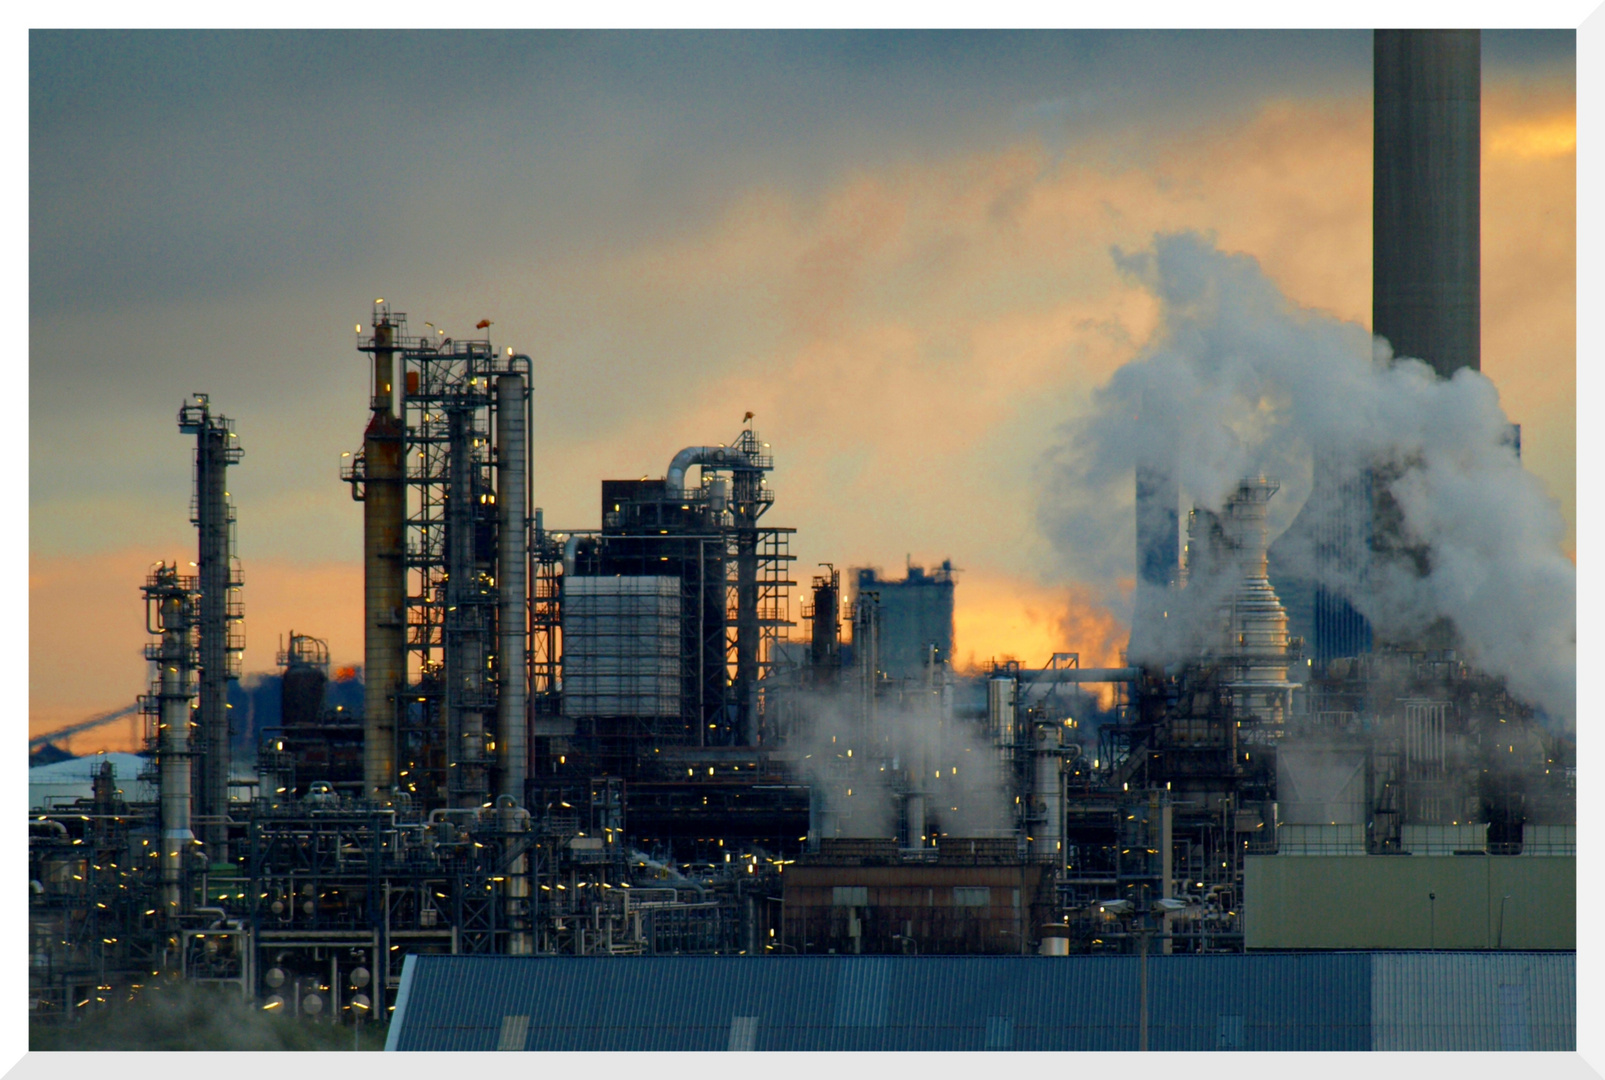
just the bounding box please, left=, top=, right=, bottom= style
left=665, top=446, right=736, bottom=494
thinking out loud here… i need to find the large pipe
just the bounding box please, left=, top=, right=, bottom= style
left=362, top=316, right=406, bottom=802
left=1374, top=29, right=1480, bottom=378
left=1015, top=667, right=1140, bottom=684
left=497, top=373, right=528, bottom=800
left=665, top=446, right=740, bottom=495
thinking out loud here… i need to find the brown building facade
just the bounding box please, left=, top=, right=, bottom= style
left=781, top=838, right=1055, bottom=955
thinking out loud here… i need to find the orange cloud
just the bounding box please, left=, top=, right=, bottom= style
left=952, top=571, right=1128, bottom=673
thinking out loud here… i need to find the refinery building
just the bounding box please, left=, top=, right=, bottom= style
left=27, top=30, right=1575, bottom=1051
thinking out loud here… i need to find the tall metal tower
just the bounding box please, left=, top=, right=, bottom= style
left=347, top=307, right=533, bottom=808
left=177, top=394, right=243, bottom=856
left=345, top=305, right=407, bottom=802
left=140, top=563, right=197, bottom=914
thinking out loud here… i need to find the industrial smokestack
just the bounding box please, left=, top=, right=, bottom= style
left=1373, top=29, right=1481, bottom=378
left=353, top=309, right=406, bottom=802
left=1370, top=31, right=1482, bottom=652
left=1266, top=32, right=1480, bottom=663
left=496, top=372, right=529, bottom=800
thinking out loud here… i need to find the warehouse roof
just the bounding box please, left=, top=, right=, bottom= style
left=384, top=951, right=1574, bottom=1051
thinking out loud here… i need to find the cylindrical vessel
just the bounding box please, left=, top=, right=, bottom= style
left=496, top=373, right=529, bottom=800
left=1033, top=725, right=1063, bottom=858
left=149, top=568, right=195, bottom=914
left=194, top=422, right=231, bottom=853
left=364, top=319, right=406, bottom=801
left=988, top=677, right=1016, bottom=752
left=905, top=792, right=926, bottom=849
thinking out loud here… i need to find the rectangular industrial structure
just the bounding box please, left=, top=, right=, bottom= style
left=1244, top=854, right=1575, bottom=951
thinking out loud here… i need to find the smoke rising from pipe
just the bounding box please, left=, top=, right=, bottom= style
left=1040, top=231, right=1575, bottom=724
left=787, top=686, right=1012, bottom=839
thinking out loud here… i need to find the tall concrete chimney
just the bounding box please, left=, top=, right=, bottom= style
left=1373, top=29, right=1481, bottom=377
left=1269, top=31, right=1482, bottom=664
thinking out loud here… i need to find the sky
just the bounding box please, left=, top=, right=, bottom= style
left=28, top=29, right=1577, bottom=750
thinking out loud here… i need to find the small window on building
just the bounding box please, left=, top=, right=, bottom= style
left=953, top=886, right=991, bottom=906
left=832, top=886, right=868, bottom=906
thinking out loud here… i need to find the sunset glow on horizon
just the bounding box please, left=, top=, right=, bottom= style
left=30, top=32, right=1575, bottom=749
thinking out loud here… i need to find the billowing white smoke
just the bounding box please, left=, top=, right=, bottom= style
left=1040, top=231, right=1575, bottom=725
left=788, top=686, right=1013, bottom=839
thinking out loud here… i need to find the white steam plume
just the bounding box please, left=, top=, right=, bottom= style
left=1040, top=231, right=1575, bottom=725
left=787, top=686, right=1013, bottom=839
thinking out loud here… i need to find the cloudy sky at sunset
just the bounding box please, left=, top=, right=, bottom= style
left=28, top=30, right=1576, bottom=750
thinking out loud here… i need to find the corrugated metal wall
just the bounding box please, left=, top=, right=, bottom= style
left=387, top=952, right=1428, bottom=1051
left=1370, top=952, right=1575, bottom=1050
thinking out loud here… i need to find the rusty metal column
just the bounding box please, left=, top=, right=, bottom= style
left=362, top=316, right=406, bottom=802
left=496, top=372, right=528, bottom=799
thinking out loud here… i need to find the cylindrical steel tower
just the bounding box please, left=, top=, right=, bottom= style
left=1374, top=29, right=1481, bottom=377
left=359, top=313, right=406, bottom=801
left=496, top=372, right=529, bottom=800
left=143, top=564, right=196, bottom=915
left=177, top=394, right=242, bottom=858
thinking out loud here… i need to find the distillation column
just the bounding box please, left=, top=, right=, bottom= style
left=178, top=395, right=243, bottom=856
left=496, top=372, right=529, bottom=800
left=356, top=313, right=406, bottom=801
left=1031, top=722, right=1064, bottom=859
left=144, top=565, right=196, bottom=914
left=854, top=591, right=879, bottom=730
left=446, top=405, right=488, bottom=807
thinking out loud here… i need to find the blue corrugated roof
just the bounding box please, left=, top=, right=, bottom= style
left=388, top=952, right=1405, bottom=1051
